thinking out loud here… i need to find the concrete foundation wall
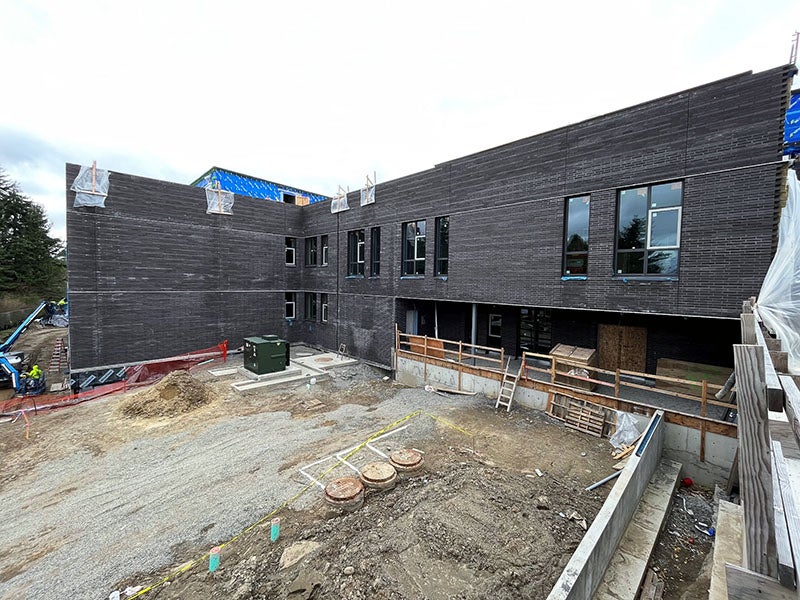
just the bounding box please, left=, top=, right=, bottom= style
left=547, top=411, right=666, bottom=600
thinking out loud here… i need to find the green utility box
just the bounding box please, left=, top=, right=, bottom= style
left=243, top=335, right=289, bottom=375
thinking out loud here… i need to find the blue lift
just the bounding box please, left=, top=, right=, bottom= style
left=0, top=301, right=47, bottom=393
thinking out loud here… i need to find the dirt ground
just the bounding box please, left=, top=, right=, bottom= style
left=650, top=484, right=716, bottom=599
left=0, top=345, right=620, bottom=600
left=117, top=406, right=612, bottom=600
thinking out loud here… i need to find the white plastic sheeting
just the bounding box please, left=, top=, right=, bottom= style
left=71, top=165, right=110, bottom=207
left=330, top=192, right=349, bottom=213
left=205, top=186, right=234, bottom=215
left=758, top=167, right=800, bottom=373
left=360, top=185, right=375, bottom=206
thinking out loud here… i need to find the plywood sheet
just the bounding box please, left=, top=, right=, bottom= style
left=656, top=358, right=731, bottom=397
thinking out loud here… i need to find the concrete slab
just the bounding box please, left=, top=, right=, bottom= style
left=208, top=367, right=241, bottom=377
left=594, top=459, right=682, bottom=600
left=231, top=362, right=328, bottom=392
left=237, top=365, right=302, bottom=382
left=293, top=352, right=358, bottom=370
left=709, top=500, right=744, bottom=600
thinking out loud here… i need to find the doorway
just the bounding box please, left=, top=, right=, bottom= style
left=598, top=324, right=647, bottom=372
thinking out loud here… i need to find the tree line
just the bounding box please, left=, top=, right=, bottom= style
left=0, top=168, right=66, bottom=300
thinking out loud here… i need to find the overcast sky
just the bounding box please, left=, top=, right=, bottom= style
left=1, top=0, right=798, bottom=242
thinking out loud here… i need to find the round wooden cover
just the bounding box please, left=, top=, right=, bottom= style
left=325, top=477, right=364, bottom=501
left=360, top=461, right=397, bottom=483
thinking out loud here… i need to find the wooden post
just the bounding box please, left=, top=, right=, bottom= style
left=742, top=300, right=753, bottom=314
left=457, top=341, right=463, bottom=391
left=91, top=159, right=97, bottom=193
left=733, top=344, right=777, bottom=578
left=499, top=348, right=505, bottom=372
left=700, top=380, right=708, bottom=463
left=741, top=313, right=757, bottom=344
left=615, top=368, right=620, bottom=398
left=550, top=357, right=556, bottom=385
left=423, top=336, right=428, bottom=382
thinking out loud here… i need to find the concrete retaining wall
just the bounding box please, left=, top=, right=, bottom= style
left=547, top=411, right=666, bottom=600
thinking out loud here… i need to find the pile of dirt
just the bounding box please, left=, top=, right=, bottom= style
left=120, top=371, right=211, bottom=418
left=140, top=457, right=604, bottom=599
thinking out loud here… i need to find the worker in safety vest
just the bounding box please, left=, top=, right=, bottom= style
left=28, top=364, right=42, bottom=380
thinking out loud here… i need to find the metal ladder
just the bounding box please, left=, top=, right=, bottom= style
left=495, top=360, right=521, bottom=412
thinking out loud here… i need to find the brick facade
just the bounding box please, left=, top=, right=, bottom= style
left=66, top=65, right=795, bottom=370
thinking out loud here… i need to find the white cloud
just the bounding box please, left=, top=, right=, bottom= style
left=1, top=0, right=798, bottom=241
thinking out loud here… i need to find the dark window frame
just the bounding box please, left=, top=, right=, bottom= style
left=563, top=195, right=590, bottom=276
left=305, top=237, right=318, bottom=267
left=304, top=292, right=317, bottom=321
left=401, top=220, right=426, bottom=276
left=370, top=227, right=381, bottom=277
left=434, top=216, right=449, bottom=276
left=347, top=229, right=365, bottom=276
left=321, top=293, right=329, bottom=323
left=615, top=181, right=683, bottom=277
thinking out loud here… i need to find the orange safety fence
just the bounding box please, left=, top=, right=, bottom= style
left=0, top=340, right=228, bottom=415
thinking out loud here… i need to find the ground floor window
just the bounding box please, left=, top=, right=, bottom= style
left=488, top=313, right=502, bottom=340
left=285, top=292, right=296, bottom=319
left=304, top=293, right=317, bottom=320
left=321, top=293, right=329, bottom=323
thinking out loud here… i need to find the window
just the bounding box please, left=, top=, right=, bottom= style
left=616, top=182, right=682, bottom=276
left=304, top=293, right=317, bottom=320
left=285, top=237, right=296, bottom=266
left=305, top=237, right=318, bottom=266
left=321, top=235, right=328, bottom=266
left=321, top=293, right=329, bottom=323
left=347, top=229, right=365, bottom=276
left=370, top=227, right=381, bottom=276
left=285, top=292, right=296, bottom=319
left=402, top=220, right=426, bottom=275
left=488, top=314, right=502, bottom=339
left=563, top=196, right=590, bottom=275
left=435, top=216, right=449, bottom=276
left=281, top=191, right=296, bottom=204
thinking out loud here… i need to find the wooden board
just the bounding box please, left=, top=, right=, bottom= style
left=771, top=446, right=795, bottom=588
left=548, top=394, right=615, bottom=438
left=656, top=358, right=732, bottom=397
left=772, top=442, right=800, bottom=592
left=598, top=324, right=646, bottom=372
left=725, top=564, right=794, bottom=600
left=733, top=344, right=778, bottom=578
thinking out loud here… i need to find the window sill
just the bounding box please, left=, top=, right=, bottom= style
left=400, top=275, right=425, bottom=280
left=435, top=275, right=448, bottom=281
left=369, top=276, right=380, bottom=279
left=612, top=275, right=678, bottom=282
left=345, top=275, right=365, bottom=279
left=561, top=275, right=587, bottom=281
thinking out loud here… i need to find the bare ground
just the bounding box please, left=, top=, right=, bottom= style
left=0, top=357, right=617, bottom=600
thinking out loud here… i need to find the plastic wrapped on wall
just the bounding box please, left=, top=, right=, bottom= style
left=205, top=187, right=234, bottom=215
left=330, top=193, right=349, bottom=213
left=360, top=185, right=375, bottom=206
left=757, top=167, right=800, bottom=373
left=71, top=165, right=110, bottom=207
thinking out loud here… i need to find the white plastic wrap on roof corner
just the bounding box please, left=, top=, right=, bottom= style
left=205, top=186, right=234, bottom=215
left=758, top=167, right=800, bottom=373
left=330, top=193, right=349, bottom=214
left=71, top=165, right=110, bottom=207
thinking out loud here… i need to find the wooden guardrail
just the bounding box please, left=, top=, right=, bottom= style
left=393, top=325, right=737, bottom=455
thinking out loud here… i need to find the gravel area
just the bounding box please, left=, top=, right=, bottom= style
left=0, top=363, right=469, bottom=599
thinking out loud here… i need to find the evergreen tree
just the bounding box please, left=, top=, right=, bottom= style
left=0, top=168, right=66, bottom=298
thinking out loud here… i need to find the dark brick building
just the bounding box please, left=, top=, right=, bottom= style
left=66, top=65, right=796, bottom=373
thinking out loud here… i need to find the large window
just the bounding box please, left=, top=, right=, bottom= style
left=285, top=292, right=296, bottom=319
left=321, top=235, right=328, bottom=266
left=304, top=292, right=317, bottom=320
left=285, top=238, right=296, bottom=266
left=348, top=229, right=365, bottom=276
left=305, top=237, right=318, bottom=266
left=321, top=293, right=329, bottom=323
left=563, top=196, right=590, bottom=275
left=435, top=216, right=449, bottom=276
left=370, top=227, right=381, bottom=276
left=616, top=182, right=682, bottom=276
left=402, top=220, right=426, bottom=275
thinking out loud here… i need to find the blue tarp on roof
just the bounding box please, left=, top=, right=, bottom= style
left=192, top=167, right=329, bottom=204
left=787, top=90, right=800, bottom=155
